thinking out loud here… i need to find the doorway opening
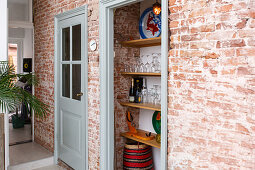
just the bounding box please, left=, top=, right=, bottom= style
left=7, top=35, right=53, bottom=168
left=99, top=0, right=168, bottom=169
left=6, top=0, right=54, bottom=168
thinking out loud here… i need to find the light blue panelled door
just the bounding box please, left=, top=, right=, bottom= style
left=58, top=13, right=86, bottom=170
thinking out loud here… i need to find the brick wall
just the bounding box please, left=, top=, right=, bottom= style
left=114, top=4, right=140, bottom=169
left=33, top=0, right=100, bottom=169
left=168, top=0, right=255, bottom=169
left=33, top=0, right=255, bottom=169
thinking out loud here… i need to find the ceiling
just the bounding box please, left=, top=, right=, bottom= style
left=8, top=0, right=28, bottom=4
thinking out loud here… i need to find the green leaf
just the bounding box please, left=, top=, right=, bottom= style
left=0, top=61, right=48, bottom=117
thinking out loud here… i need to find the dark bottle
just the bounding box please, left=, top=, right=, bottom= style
left=129, top=78, right=135, bottom=103
left=135, top=85, right=142, bottom=103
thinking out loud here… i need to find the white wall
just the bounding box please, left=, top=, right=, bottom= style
left=23, top=28, right=33, bottom=58
left=8, top=0, right=33, bottom=73
left=139, top=1, right=162, bottom=169
left=9, top=28, right=25, bottom=38
left=8, top=1, right=28, bottom=21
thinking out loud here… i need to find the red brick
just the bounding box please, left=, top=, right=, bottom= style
left=236, top=19, right=248, bottom=29
left=181, top=34, right=205, bottom=41
left=218, top=39, right=246, bottom=48
left=249, top=11, right=255, bottom=18
left=191, top=24, right=215, bottom=33
left=247, top=38, right=255, bottom=46
left=170, top=21, right=179, bottom=28
left=236, top=123, right=250, bottom=133
left=203, top=52, right=219, bottom=59
left=236, top=48, right=255, bottom=56
left=206, top=31, right=235, bottom=40
left=219, top=4, right=233, bottom=13
left=239, top=29, right=255, bottom=38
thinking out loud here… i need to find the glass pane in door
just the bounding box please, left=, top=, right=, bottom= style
left=62, top=27, right=70, bottom=61
left=72, top=64, right=81, bottom=101
left=62, top=64, right=70, bottom=98
left=72, top=24, right=81, bottom=61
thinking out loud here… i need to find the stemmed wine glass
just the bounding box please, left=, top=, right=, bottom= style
left=153, top=85, right=160, bottom=105
left=138, top=56, right=144, bottom=72
left=144, top=55, right=151, bottom=73
left=152, top=53, right=160, bottom=73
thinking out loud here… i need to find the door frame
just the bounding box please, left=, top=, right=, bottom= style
left=0, top=0, right=8, bottom=169
left=54, top=5, right=88, bottom=169
left=99, top=0, right=169, bottom=169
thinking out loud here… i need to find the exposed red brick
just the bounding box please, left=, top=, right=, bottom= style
left=33, top=0, right=255, bottom=169
left=236, top=123, right=250, bottom=134
left=170, top=21, right=179, bottom=28
left=33, top=0, right=101, bottom=169
left=239, top=29, right=255, bottom=38
left=236, top=48, right=255, bottom=56
left=236, top=19, right=248, bottom=29
left=247, top=38, right=255, bottom=46
left=219, top=4, right=233, bottom=13
left=203, top=52, right=219, bottom=59
left=237, top=67, right=250, bottom=75
left=250, top=19, right=255, bottom=28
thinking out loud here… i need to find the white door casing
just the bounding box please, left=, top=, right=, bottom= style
left=1, top=1, right=8, bottom=169
left=99, top=0, right=168, bottom=170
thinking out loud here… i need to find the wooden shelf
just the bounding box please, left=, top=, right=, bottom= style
left=121, top=129, right=160, bottom=148
left=120, top=102, right=161, bottom=111
left=120, top=37, right=161, bottom=48
left=121, top=72, right=161, bottom=77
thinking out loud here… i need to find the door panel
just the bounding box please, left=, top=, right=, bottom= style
left=61, top=110, right=81, bottom=153
left=58, top=13, right=86, bottom=170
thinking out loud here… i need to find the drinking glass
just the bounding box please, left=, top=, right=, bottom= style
left=153, top=85, right=160, bottom=105
left=152, top=53, right=160, bottom=73
left=156, top=53, right=161, bottom=72
left=138, top=57, right=144, bottom=72
left=144, top=55, right=151, bottom=73
left=148, top=88, right=154, bottom=104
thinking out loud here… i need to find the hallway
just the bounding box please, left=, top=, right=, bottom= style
left=9, top=142, right=53, bottom=166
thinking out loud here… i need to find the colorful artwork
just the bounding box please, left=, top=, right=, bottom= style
left=152, top=111, right=161, bottom=134
left=139, top=8, right=161, bottom=39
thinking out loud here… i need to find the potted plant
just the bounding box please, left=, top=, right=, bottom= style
left=0, top=61, right=48, bottom=125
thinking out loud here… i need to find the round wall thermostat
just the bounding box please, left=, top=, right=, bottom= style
left=89, top=40, right=97, bottom=51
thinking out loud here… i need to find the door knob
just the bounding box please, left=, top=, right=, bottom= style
left=77, top=92, right=83, bottom=97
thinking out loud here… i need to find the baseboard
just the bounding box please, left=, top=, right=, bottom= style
left=8, top=156, right=54, bottom=170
